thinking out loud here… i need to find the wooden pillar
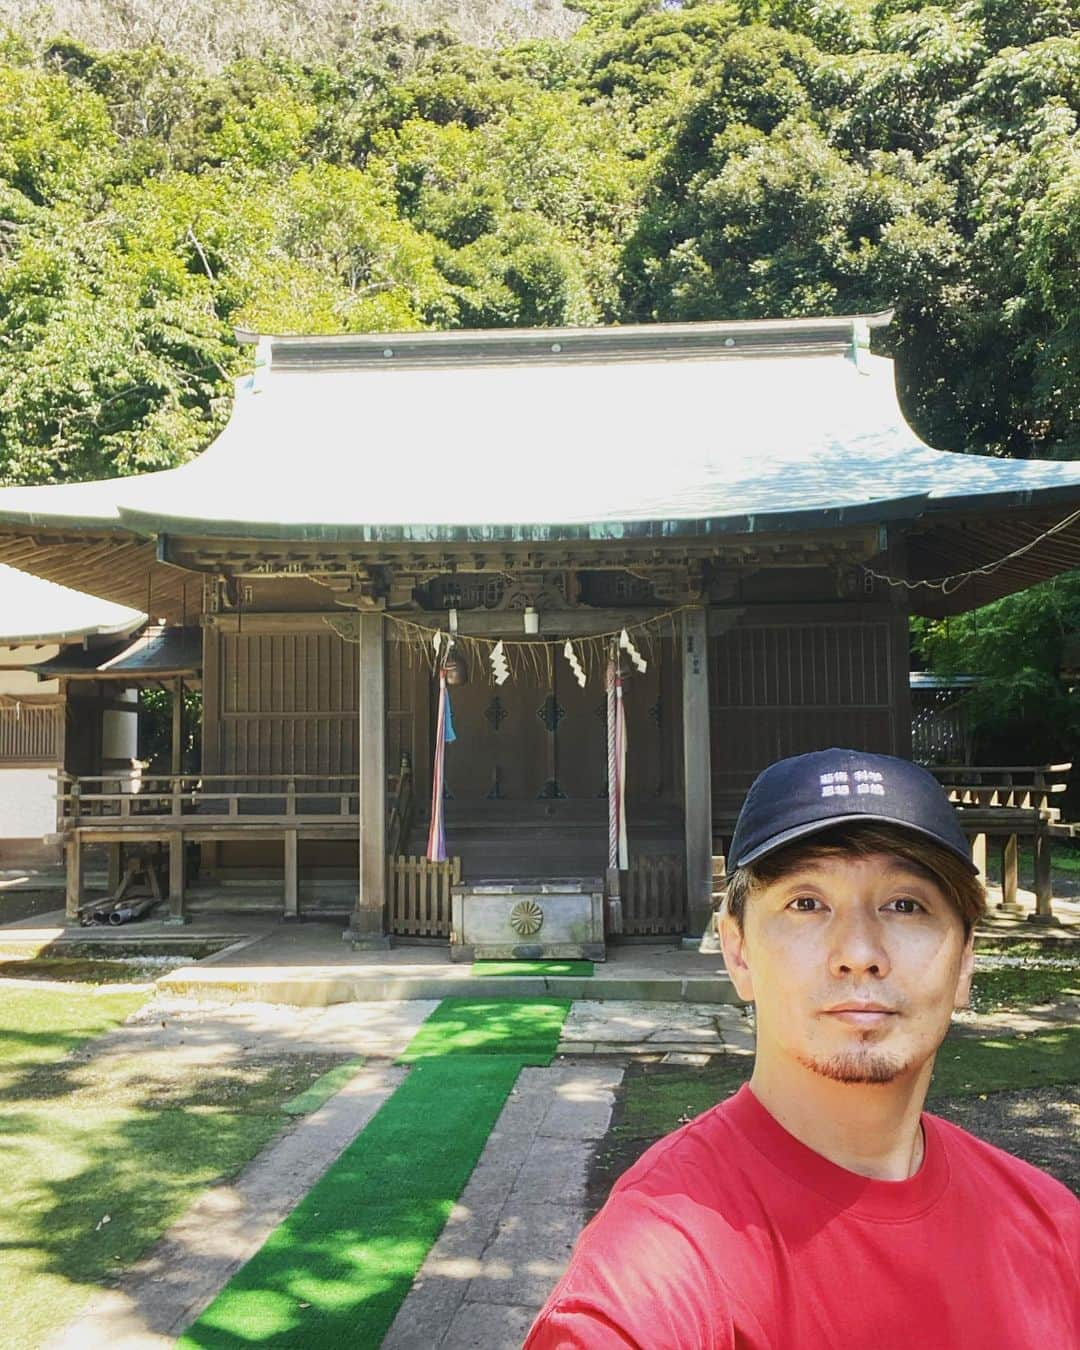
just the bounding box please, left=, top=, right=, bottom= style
left=1028, top=823, right=1059, bottom=926
left=681, top=605, right=713, bottom=938
left=65, top=833, right=84, bottom=922
left=997, top=834, right=1021, bottom=913
left=167, top=831, right=187, bottom=923
left=969, top=832, right=987, bottom=886
left=284, top=829, right=299, bottom=919
left=201, top=625, right=221, bottom=774
left=200, top=625, right=220, bottom=880
left=171, top=677, right=183, bottom=776
left=107, top=844, right=123, bottom=897
left=347, top=611, right=389, bottom=947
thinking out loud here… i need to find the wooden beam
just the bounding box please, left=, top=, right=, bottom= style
left=998, top=834, right=1022, bottom=913
left=171, top=677, right=183, bottom=776
left=681, top=605, right=713, bottom=938
left=284, top=829, right=299, bottom=918
left=1028, top=824, right=1059, bottom=926
left=167, top=832, right=186, bottom=923
left=107, top=844, right=123, bottom=896
left=201, top=626, right=220, bottom=774
left=65, top=833, right=84, bottom=921
left=347, top=611, right=389, bottom=947
left=969, top=832, right=987, bottom=886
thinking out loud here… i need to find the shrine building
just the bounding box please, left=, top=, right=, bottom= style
left=1, top=312, right=1079, bottom=949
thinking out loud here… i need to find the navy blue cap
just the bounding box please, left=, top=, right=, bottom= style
left=727, top=748, right=976, bottom=876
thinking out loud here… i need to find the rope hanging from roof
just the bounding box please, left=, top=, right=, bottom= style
left=861, top=505, right=1080, bottom=595
left=375, top=604, right=688, bottom=686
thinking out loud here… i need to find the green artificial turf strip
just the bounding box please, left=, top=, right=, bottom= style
left=396, top=995, right=571, bottom=1063
left=281, top=1058, right=364, bottom=1116
left=179, top=998, right=571, bottom=1350
left=472, top=959, right=594, bottom=978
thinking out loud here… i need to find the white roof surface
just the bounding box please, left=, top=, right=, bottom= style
left=0, top=334, right=1078, bottom=542
left=0, top=565, right=144, bottom=642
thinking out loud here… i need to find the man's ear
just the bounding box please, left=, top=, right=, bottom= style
left=953, top=931, right=976, bottom=1010
left=720, top=912, right=755, bottom=1003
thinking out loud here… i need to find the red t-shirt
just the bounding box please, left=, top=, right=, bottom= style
left=525, top=1084, right=1079, bottom=1349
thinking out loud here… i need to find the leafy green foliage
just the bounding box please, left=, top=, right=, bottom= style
left=912, top=575, right=1080, bottom=778
left=0, top=0, right=1076, bottom=484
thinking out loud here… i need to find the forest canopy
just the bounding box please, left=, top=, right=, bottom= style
left=0, top=0, right=1076, bottom=486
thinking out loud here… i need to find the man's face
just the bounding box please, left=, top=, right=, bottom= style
left=721, top=851, right=975, bottom=1087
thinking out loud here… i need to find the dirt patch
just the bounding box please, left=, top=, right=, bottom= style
left=931, top=1086, right=1080, bottom=1192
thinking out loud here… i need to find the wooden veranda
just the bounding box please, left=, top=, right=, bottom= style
left=58, top=759, right=1073, bottom=930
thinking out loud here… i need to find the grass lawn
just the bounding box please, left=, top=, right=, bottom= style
left=970, top=944, right=1080, bottom=1011
left=0, top=984, right=355, bottom=1350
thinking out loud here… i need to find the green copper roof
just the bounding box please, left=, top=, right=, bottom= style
left=0, top=315, right=1078, bottom=544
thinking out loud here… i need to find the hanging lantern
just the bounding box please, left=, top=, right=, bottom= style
left=442, top=649, right=469, bottom=686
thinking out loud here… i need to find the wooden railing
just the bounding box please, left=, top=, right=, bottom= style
left=56, top=771, right=362, bottom=821
left=620, top=853, right=686, bottom=936
left=929, top=763, right=1071, bottom=813
left=928, top=763, right=1073, bottom=923
left=388, top=855, right=460, bottom=937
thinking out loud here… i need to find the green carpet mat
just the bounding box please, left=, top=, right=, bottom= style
left=396, top=995, right=571, bottom=1062
left=178, top=998, right=570, bottom=1350
left=472, top=959, right=594, bottom=978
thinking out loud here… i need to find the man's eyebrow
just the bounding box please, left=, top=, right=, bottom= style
left=772, top=859, right=939, bottom=884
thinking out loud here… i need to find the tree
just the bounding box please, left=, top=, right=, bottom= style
left=912, top=576, right=1080, bottom=789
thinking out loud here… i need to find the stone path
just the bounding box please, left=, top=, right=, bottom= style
left=107, top=993, right=440, bottom=1060
left=382, top=1062, right=623, bottom=1350
left=559, top=998, right=754, bottom=1058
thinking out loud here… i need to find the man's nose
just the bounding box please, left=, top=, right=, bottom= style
left=828, top=907, right=890, bottom=978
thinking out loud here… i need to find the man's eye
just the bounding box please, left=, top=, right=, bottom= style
left=789, top=896, right=821, bottom=912
left=886, top=897, right=924, bottom=914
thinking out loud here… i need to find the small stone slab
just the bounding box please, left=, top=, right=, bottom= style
left=441, top=1301, right=540, bottom=1350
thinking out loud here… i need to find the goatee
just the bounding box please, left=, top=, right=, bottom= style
left=799, top=1049, right=907, bottom=1085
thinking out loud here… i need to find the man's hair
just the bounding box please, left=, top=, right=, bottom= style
left=723, top=822, right=986, bottom=938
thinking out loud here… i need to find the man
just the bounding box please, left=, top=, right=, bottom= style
left=525, top=748, right=1079, bottom=1349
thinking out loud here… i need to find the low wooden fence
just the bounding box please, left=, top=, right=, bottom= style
left=620, top=853, right=686, bottom=936
left=388, top=855, right=460, bottom=937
